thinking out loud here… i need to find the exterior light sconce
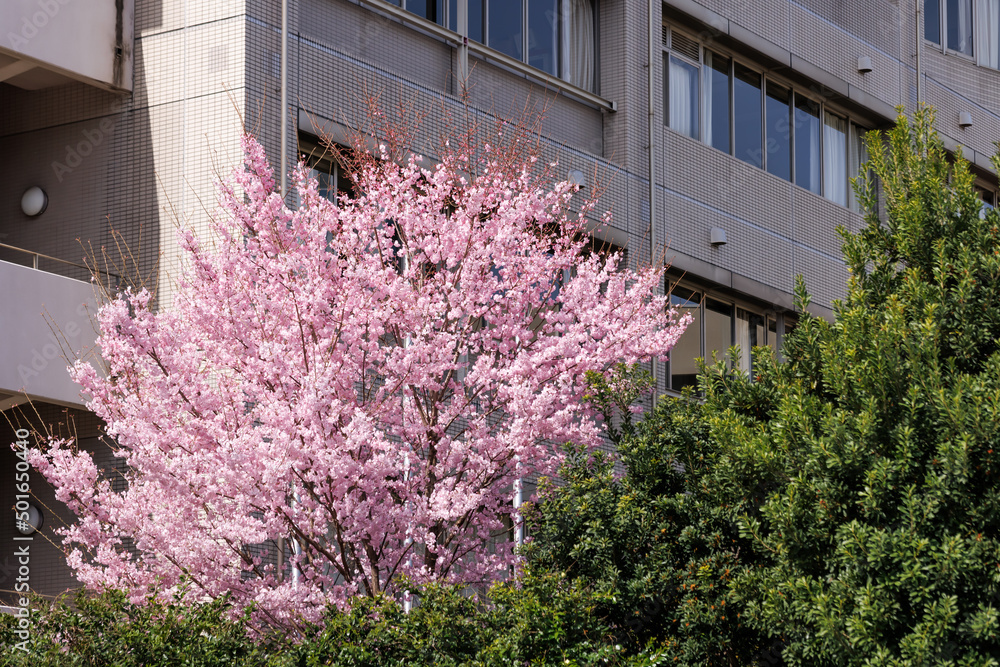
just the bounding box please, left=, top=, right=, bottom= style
left=959, top=111, right=973, bottom=128
left=21, top=186, right=48, bottom=217
left=567, top=169, right=586, bottom=188
left=16, top=503, right=43, bottom=535
left=857, top=56, right=873, bottom=74
left=710, top=227, right=728, bottom=246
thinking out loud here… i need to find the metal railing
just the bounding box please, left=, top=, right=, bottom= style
left=0, top=241, right=120, bottom=285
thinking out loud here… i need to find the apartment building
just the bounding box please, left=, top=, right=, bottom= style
left=2, top=0, right=999, bottom=601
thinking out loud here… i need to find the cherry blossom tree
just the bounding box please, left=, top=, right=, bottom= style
left=30, top=127, right=689, bottom=625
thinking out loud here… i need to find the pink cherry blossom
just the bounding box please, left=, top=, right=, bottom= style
left=31, top=132, right=689, bottom=626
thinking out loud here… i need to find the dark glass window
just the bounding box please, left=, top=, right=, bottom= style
left=489, top=0, right=524, bottom=59
left=300, top=140, right=355, bottom=204
left=406, top=0, right=437, bottom=21
left=448, top=0, right=485, bottom=42
left=736, top=308, right=765, bottom=375
left=469, top=0, right=484, bottom=43
left=669, top=288, right=701, bottom=392
left=767, top=317, right=779, bottom=356
left=765, top=81, right=791, bottom=182
left=705, top=51, right=731, bottom=153
left=416, top=1, right=592, bottom=89
left=668, top=283, right=788, bottom=391
left=705, top=298, right=733, bottom=366
left=947, top=0, right=974, bottom=56
left=925, top=0, right=941, bottom=43
left=794, top=94, right=822, bottom=194
left=734, top=63, right=763, bottom=168
left=527, top=0, right=559, bottom=76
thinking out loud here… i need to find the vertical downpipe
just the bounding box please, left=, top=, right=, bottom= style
left=280, top=0, right=289, bottom=199
left=916, top=0, right=923, bottom=106
left=458, top=0, right=469, bottom=91
left=277, top=0, right=289, bottom=584
left=648, top=0, right=659, bottom=406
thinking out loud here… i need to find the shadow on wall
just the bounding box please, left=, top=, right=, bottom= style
left=0, top=17, right=160, bottom=293
left=0, top=3, right=163, bottom=602
left=0, top=403, right=115, bottom=604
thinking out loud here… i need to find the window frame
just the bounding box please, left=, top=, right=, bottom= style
left=925, top=0, right=996, bottom=64
left=298, top=136, right=355, bottom=205
left=390, top=0, right=599, bottom=92
left=665, top=279, right=792, bottom=395
left=662, top=24, right=876, bottom=210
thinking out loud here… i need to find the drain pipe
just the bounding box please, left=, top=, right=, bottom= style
left=915, top=0, right=923, bottom=105
left=648, top=0, right=659, bottom=405
left=277, top=0, right=289, bottom=583
left=280, top=0, right=289, bottom=198
left=457, top=0, right=468, bottom=91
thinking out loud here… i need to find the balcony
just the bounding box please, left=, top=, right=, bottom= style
left=0, top=0, right=133, bottom=92
left=0, top=243, right=107, bottom=410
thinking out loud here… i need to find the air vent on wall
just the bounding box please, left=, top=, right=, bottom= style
left=662, top=24, right=669, bottom=47
left=670, top=30, right=699, bottom=61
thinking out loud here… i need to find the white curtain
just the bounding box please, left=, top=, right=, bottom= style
left=669, top=56, right=699, bottom=139
left=735, top=311, right=751, bottom=375
left=977, top=0, right=1000, bottom=68
left=953, top=0, right=974, bottom=54
left=560, top=0, right=594, bottom=91
left=824, top=113, right=848, bottom=207
left=848, top=123, right=869, bottom=212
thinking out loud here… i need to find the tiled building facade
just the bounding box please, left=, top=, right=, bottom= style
left=2, top=0, right=999, bottom=601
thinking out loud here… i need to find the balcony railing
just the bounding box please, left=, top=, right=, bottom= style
left=0, top=242, right=119, bottom=289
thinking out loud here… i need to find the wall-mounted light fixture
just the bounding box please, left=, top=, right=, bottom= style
left=16, top=503, right=43, bottom=535
left=959, top=111, right=973, bottom=128
left=710, top=227, right=728, bottom=246
left=857, top=56, right=873, bottom=74
left=567, top=169, right=586, bottom=188
left=20, top=186, right=48, bottom=217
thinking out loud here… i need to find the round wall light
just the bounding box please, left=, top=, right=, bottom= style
left=16, top=503, right=44, bottom=535
left=21, top=186, right=48, bottom=217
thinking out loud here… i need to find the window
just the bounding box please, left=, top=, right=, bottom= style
left=734, top=63, right=763, bottom=168
left=668, top=287, right=701, bottom=392
left=927, top=0, right=942, bottom=43
left=704, top=298, right=733, bottom=368
left=449, top=0, right=483, bottom=42
left=794, top=94, right=822, bottom=195
left=765, top=82, right=791, bottom=181
left=976, top=182, right=997, bottom=217
left=704, top=51, right=731, bottom=153
left=397, top=0, right=439, bottom=21
left=949, top=0, right=975, bottom=55
left=663, top=26, right=874, bottom=209
left=735, top=308, right=766, bottom=376
left=848, top=122, right=870, bottom=213
left=667, top=52, right=700, bottom=139
left=824, top=112, right=849, bottom=207
left=488, top=0, right=523, bottom=60
left=393, top=0, right=595, bottom=91
left=926, top=0, right=1000, bottom=66
left=664, top=30, right=701, bottom=140
left=299, top=139, right=354, bottom=204
left=979, top=1, right=1000, bottom=67
left=666, top=283, right=790, bottom=393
